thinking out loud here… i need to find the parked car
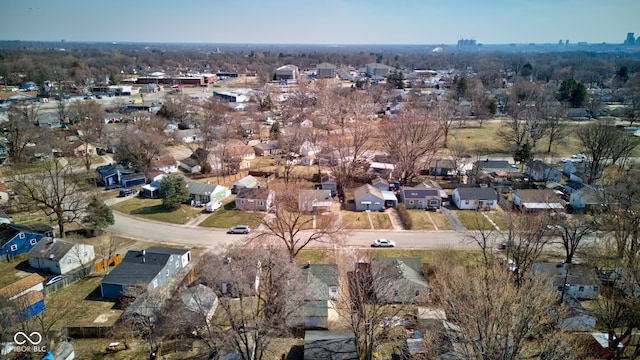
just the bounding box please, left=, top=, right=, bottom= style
left=119, top=188, right=137, bottom=197
left=45, top=275, right=65, bottom=286
left=96, top=148, right=107, bottom=155
left=205, top=201, right=223, bottom=213
left=371, top=238, right=396, bottom=247
left=571, top=153, right=586, bottom=159
left=228, top=225, right=251, bottom=234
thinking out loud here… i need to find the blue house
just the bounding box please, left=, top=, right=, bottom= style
left=0, top=223, right=54, bottom=261
left=96, top=164, right=146, bottom=189
left=100, top=247, right=191, bottom=299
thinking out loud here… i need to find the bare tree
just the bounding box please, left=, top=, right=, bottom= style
left=198, top=247, right=303, bottom=360
left=381, top=108, right=442, bottom=184
left=115, top=123, right=166, bottom=176
left=5, top=100, right=43, bottom=164
left=558, top=215, right=596, bottom=264
left=253, top=182, right=344, bottom=260
left=576, top=123, right=618, bottom=184
left=10, top=159, right=86, bottom=237
left=430, top=98, right=456, bottom=149
left=432, top=261, right=571, bottom=360
left=161, top=93, right=194, bottom=128
left=68, top=99, right=105, bottom=171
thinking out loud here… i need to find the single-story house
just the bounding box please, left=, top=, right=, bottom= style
left=524, top=160, right=563, bottom=183
left=179, top=156, right=202, bottom=173
left=96, top=163, right=145, bottom=190
left=371, top=177, right=390, bottom=192
left=300, top=140, right=319, bottom=157
left=100, top=247, right=191, bottom=299
left=103, top=113, right=123, bottom=124
left=353, top=184, right=396, bottom=212
left=428, top=159, right=457, bottom=176
left=569, top=185, right=603, bottom=214
left=0, top=273, right=44, bottom=301
left=232, top=175, right=258, bottom=194
left=402, top=186, right=441, bottom=210
left=224, top=142, right=255, bottom=162
left=451, top=187, right=499, bottom=210
left=28, top=238, right=95, bottom=275
left=1, top=223, right=54, bottom=261
left=304, top=331, right=358, bottom=360
left=531, top=262, right=600, bottom=300
left=512, top=189, right=565, bottom=212
left=275, top=64, right=299, bottom=81
left=176, top=128, right=203, bottom=143
left=370, top=257, right=429, bottom=304
left=150, top=155, right=179, bottom=174
left=252, top=141, right=281, bottom=156
left=367, top=162, right=395, bottom=179
left=36, top=113, right=62, bottom=128
left=473, top=159, right=518, bottom=174
left=186, top=182, right=229, bottom=206
left=72, top=141, right=97, bottom=157
left=235, top=187, right=274, bottom=212
left=0, top=274, right=45, bottom=324
left=289, top=264, right=339, bottom=330
left=299, top=190, right=333, bottom=213
left=141, top=179, right=162, bottom=199
left=320, top=174, right=337, bottom=197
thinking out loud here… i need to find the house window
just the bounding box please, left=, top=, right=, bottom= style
left=465, top=200, right=469, bottom=205
left=10, top=244, right=18, bottom=252
left=19, top=233, right=25, bottom=239
left=415, top=290, right=420, bottom=296
left=429, top=200, right=439, bottom=206
left=30, top=239, right=37, bottom=245
left=594, top=286, right=599, bottom=292
left=578, top=286, right=585, bottom=292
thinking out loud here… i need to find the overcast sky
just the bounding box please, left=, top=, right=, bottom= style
left=1, top=0, right=638, bottom=45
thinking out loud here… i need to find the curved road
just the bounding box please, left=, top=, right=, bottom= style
left=108, top=211, right=477, bottom=251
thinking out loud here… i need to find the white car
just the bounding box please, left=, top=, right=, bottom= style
left=571, top=153, right=586, bottom=159
left=228, top=225, right=251, bottom=234
left=371, top=238, right=396, bottom=247
left=559, top=158, right=572, bottom=163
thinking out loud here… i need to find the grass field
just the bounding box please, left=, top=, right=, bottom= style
left=110, top=197, right=203, bottom=224
left=429, top=212, right=453, bottom=230
left=407, top=211, right=436, bottom=230
left=198, top=200, right=264, bottom=229
left=370, top=213, right=392, bottom=229
left=341, top=211, right=371, bottom=229
left=455, top=210, right=497, bottom=231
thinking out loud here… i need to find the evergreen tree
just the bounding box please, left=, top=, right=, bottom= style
left=83, top=195, right=115, bottom=236
left=159, top=176, right=191, bottom=210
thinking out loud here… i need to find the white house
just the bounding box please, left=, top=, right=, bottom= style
left=532, top=262, right=601, bottom=300
left=150, top=155, right=179, bottom=173
left=28, top=238, right=95, bottom=275
left=451, top=188, right=499, bottom=210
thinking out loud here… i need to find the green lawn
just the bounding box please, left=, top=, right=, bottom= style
left=455, top=210, right=497, bottom=231
left=110, top=197, right=202, bottom=224
left=407, top=211, right=436, bottom=230
left=341, top=211, right=371, bottom=229
left=430, top=212, right=453, bottom=230
left=370, top=213, right=392, bottom=229
left=0, top=255, right=28, bottom=288
left=198, top=206, right=264, bottom=229
left=485, top=211, right=510, bottom=230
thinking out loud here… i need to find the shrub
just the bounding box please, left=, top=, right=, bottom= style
left=397, top=204, right=413, bottom=230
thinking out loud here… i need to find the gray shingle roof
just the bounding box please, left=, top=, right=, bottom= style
left=101, top=249, right=172, bottom=287
left=28, top=237, right=75, bottom=262
left=454, top=187, right=499, bottom=201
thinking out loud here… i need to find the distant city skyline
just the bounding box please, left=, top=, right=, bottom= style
left=0, top=0, right=638, bottom=45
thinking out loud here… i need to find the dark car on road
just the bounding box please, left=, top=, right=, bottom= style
left=119, top=188, right=137, bottom=197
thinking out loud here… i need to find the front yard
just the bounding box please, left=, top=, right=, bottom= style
left=198, top=201, right=264, bottom=229
left=341, top=211, right=371, bottom=229
left=110, top=197, right=203, bottom=224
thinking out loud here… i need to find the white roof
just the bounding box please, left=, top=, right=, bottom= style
left=381, top=191, right=398, bottom=201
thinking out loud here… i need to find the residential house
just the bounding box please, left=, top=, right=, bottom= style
left=71, top=141, right=97, bottom=157
left=289, top=264, right=339, bottom=330
left=100, top=246, right=191, bottom=299
left=0, top=143, right=9, bottom=164
left=560, top=294, right=596, bottom=332
left=451, top=187, right=499, bottom=210
left=531, top=262, right=601, bottom=300
left=176, top=128, right=203, bottom=143
left=304, top=331, right=358, bottom=360
left=186, top=182, right=229, bottom=206
left=232, top=175, right=258, bottom=194
left=371, top=257, right=429, bottom=304
left=96, top=163, right=146, bottom=189
left=0, top=223, right=54, bottom=261
left=428, top=159, right=458, bottom=176
left=0, top=183, right=10, bottom=205
left=473, top=159, right=518, bottom=174
left=300, top=140, right=319, bottom=157
left=179, top=156, right=201, bottom=173
left=524, top=160, right=563, bottom=183
left=103, top=112, right=123, bottom=124
left=0, top=273, right=45, bottom=324
left=177, top=284, right=219, bottom=327
left=24, top=144, right=53, bottom=161
left=299, top=190, right=333, bottom=213
left=275, top=64, right=299, bottom=81
left=36, top=113, right=62, bottom=128
left=512, top=189, right=565, bottom=212
left=224, top=141, right=255, bottom=170
left=610, top=268, right=640, bottom=298
left=402, top=185, right=441, bottom=210
left=569, top=185, right=603, bottom=214
left=367, top=162, right=395, bottom=180
left=28, top=238, right=95, bottom=275
left=316, top=63, right=337, bottom=79
left=0, top=273, right=44, bottom=301
left=365, top=63, right=392, bottom=79
left=320, top=174, right=337, bottom=196
left=371, top=177, right=390, bottom=192
left=252, top=141, right=281, bottom=156
left=150, top=155, right=179, bottom=174
left=353, top=184, right=397, bottom=211
left=235, top=187, right=274, bottom=212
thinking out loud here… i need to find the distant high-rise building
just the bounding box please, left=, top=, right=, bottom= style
left=558, top=40, right=564, bottom=45
left=457, top=38, right=477, bottom=52
left=566, top=39, right=570, bottom=46
left=625, top=33, right=635, bottom=46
